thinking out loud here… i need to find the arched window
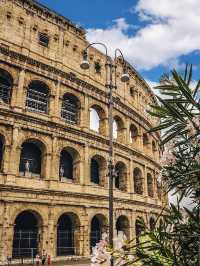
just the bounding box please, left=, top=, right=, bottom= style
left=147, top=173, right=154, bottom=197
left=0, top=135, right=4, bottom=171
left=90, top=105, right=106, bottom=135
left=152, top=140, right=157, bottom=152
left=149, top=217, right=156, bottom=230
left=90, top=214, right=107, bottom=250
left=135, top=217, right=145, bottom=245
left=90, top=157, right=100, bottom=184
left=115, top=162, right=127, bottom=191
left=90, top=155, right=106, bottom=186
left=130, top=124, right=138, bottom=144
left=113, top=116, right=124, bottom=141
left=19, top=140, right=43, bottom=177
left=0, top=68, right=13, bottom=104
left=61, top=93, right=80, bottom=124
left=26, top=80, right=49, bottom=113
left=12, top=211, right=41, bottom=258
left=59, top=150, right=73, bottom=180
left=57, top=213, right=80, bottom=256
left=116, top=216, right=129, bottom=239
left=143, top=133, right=149, bottom=146
left=59, top=147, right=80, bottom=182
left=133, top=168, right=143, bottom=195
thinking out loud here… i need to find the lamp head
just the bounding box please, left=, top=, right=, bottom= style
left=121, top=66, right=129, bottom=83
left=80, top=50, right=90, bottom=70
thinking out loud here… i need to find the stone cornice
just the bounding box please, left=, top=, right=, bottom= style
left=0, top=108, right=161, bottom=169
left=0, top=45, right=160, bottom=139
left=0, top=185, right=164, bottom=211
left=13, top=0, right=85, bottom=38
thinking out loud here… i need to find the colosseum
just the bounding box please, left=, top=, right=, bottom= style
left=0, top=0, right=166, bottom=263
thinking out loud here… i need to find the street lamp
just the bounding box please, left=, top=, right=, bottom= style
left=80, top=42, right=129, bottom=265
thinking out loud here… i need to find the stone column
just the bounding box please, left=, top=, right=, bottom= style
left=128, top=159, right=134, bottom=193
left=81, top=94, right=89, bottom=130
left=51, top=81, right=61, bottom=122
left=12, top=69, right=26, bottom=112
left=1, top=203, right=13, bottom=261
left=46, top=206, right=56, bottom=258
left=50, top=137, right=59, bottom=181
left=43, top=152, right=52, bottom=180
left=84, top=144, right=90, bottom=185
left=143, top=166, right=148, bottom=197
left=82, top=211, right=90, bottom=256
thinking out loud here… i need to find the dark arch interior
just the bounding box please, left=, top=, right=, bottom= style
left=150, top=217, right=156, bottom=230
left=19, top=142, right=42, bottom=175
left=143, top=134, right=149, bottom=145
left=26, top=80, right=49, bottom=113
left=0, top=137, right=4, bottom=171
left=134, top=168, right=143, bottom=195
left=60, top=149, right=73, bottom=179
left=135, top=218, right=144, bottom=244
left=115, top=162, right=126, bottom=190
left=90, top=216, right=102, bottom=249
left=130, top=125, right=138, bottom=141
left=0, top=68, right=13, bottom=104
left=116, top=216, right=129, bottom=237
left=61, top=93, right=79, bottom=124
left=90, top=158, right=100, bottom=184
left=57, top=214, right=75, bottom=256
left=12, top=211, right=39, bottom=258
left=147, top=174, right=153, bottom=197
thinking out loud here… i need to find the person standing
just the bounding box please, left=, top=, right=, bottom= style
left=41, top=250, right=47, bottom=266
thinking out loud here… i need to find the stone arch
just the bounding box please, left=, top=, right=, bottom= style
left=61, top=93, right=80, bottom=124
left=89, top=104, right=106, bottom=135
left=149, top=216, right=156, bottom=230
left=26, top=80, right=49, bottom=114
left=0, top=68, right=13, bottom=104
left=12, top=210, right=43, bottom=258
left=133, top=167, right=143, bottom=195
left=56, top=212, right=80, bottom=256
left=19, top=138, right=46, bottom=178
left=114, top=161, right=127, bottom=191
left=113, top=115, right=125, bottom=142
left=147, top=173, right=154, bottom=197
left=130, top=124, right=138, bottom=144
left=0, top=133, right=5, bottom=172
left=116, top=215, right=130, bottom=240
left=59, top=146, right=80, bottom=183
left=90, top=154, right=107, bottom=186
left=135, top=217, right=145, bottom=244
left=90, top=214, right=108, bottom=250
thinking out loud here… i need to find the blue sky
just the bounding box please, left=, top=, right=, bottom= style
left=37, top=0, right=200, bottom=86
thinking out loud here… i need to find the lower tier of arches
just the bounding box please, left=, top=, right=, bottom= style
left=0, top=201, right=163, bottom=262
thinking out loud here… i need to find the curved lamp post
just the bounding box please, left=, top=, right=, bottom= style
left=80, top=42, right=129, bottom=265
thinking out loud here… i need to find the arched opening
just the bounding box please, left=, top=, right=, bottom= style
left=61, top=93, right=80, bottom=124
left=135, top=217, right=145, bottom=245
left=0, top=135, right=5, bottom=171
left=89, top=105, right=106, bottom=135
left=143, top=133, right=149, bottom=147
left=130, top=124, right=138, bottom=144
left=0, top=68, right=13, bottom=104
left=59, top=147, right=79, bottom=181
left=90, top=214, right=107, bottom=250
left=57, top=213, right=80, bottom=256
left=90, top=155, right=106, bottom=186
left=133, top=168, right=143, bottom=195
left=115, top=162, right=127, bottom=191
left=149, top=217, right=156, bottom=230
left=147, top=173, right=154, bottom=197
left=19, top=140, right=44, bottom=178
left=152, top=140, right=157, bottom=152
left=113, top=116, right=124, bottom=142
left=12, top=211, right=41, bottom=258
left=26, top=80, right=49, bottom=114
left=116, top=215, right=129, bottom=239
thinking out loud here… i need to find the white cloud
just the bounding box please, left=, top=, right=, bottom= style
left=86, top=0, right=200, bottom=71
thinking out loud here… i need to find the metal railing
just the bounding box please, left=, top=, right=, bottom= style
left=26, top=89, right=48, bottom=113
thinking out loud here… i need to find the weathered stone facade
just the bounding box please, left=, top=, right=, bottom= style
left=0, top=0, right=166, bottom=263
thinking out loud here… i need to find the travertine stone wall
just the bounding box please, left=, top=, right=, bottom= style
left=0, top=0, right=167, bottom=262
